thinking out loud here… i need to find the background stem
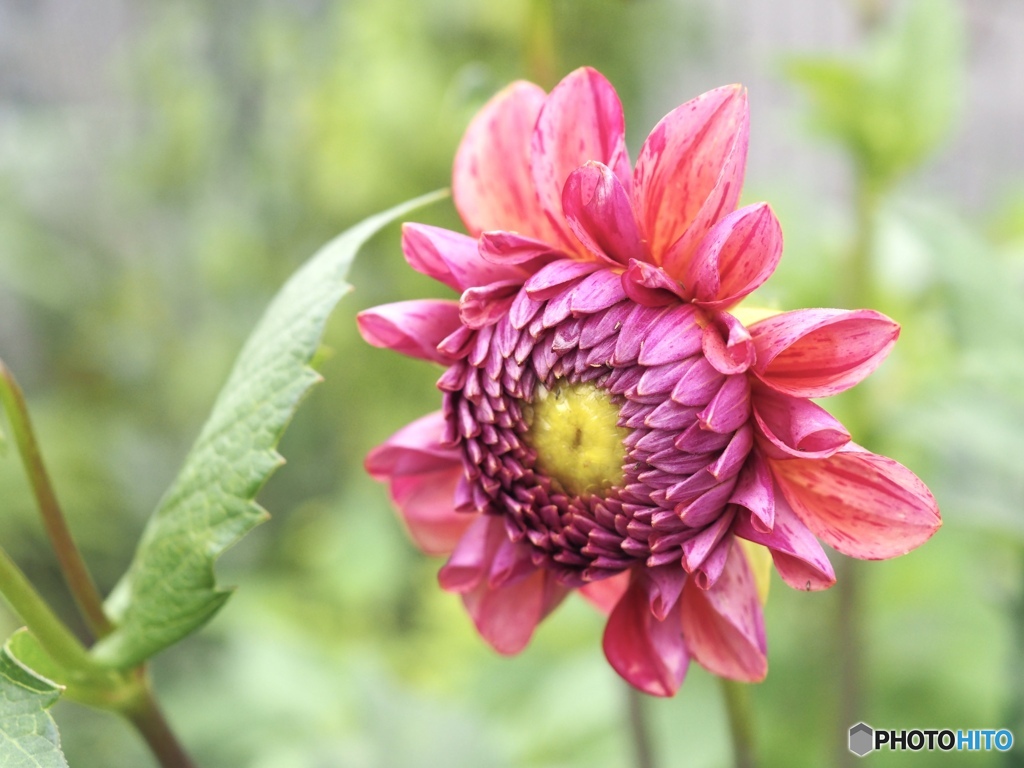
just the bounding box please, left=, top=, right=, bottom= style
left=0, top=358, right=113, bottom=640
left=626, top=684, right=656, bottom=768
left=121, top=671, right=198, bottom=768
left=721, top=679, right=758, bottom=768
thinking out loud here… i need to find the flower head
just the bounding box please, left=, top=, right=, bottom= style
left=358, top=67, right=940, bottom=696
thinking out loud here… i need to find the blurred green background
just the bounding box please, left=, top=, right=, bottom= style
left=1, top=0, right=1022, bottom=765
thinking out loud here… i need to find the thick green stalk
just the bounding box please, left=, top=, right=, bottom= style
left=0, top=545, right=94, bottom=673
left=0, top=358, right=113, bottom=639
left=722, top=679, right=758, bottom=768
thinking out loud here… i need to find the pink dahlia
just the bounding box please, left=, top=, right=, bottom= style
left=358, top=67, right=940, bottom=696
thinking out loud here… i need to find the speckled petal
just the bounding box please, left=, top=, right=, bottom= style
left=680, top=542, right=767, bottom=681
left=750, top=309, right=900, bottom=398
left=685, top=203, right=782, bottom=310
left=531, top=67, right=631, bottom=250
left=453, top=81, right=563, bottom=245
left=752, top=386, right=850, bottom=459
left=562, top=161, right=648, bottom=265
left=733, top=493, right=835, bottom=591
left=633, top=86, right=748, bottom=277
left=771, top=446, right=941, bottom=560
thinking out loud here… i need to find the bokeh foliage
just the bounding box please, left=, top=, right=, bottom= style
left=0, top=0, right=1021, bottom=766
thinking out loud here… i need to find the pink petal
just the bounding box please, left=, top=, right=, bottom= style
left=750, top=309, right=900, bottom=398
left=701, top=311, right=755, bottom=375
left=530, top=67, right=630, bottom=250
left=365, top=411, right=460, bottom=479
left=452, top=81, right=562, bottom=245
left=388, top=467, right=472, bottom=556
left=402, top=223, right=524, bottom=292
left=438, top=514, right=501, bottom=593
left=684, top=203, right=783, bottom=310
left=366, top=412, right=470, bottom=556
left=621, top=259, right=687, bottom=307
left=357, top=299, right=463, bottom=364
left=696, top=374, right=751, bottom=434
left=580, top=571, right=631, bottom=614
left=771, top=446, right=941, bottom=560
left=463, top=569, right=566, bottom=655
left=562, top=161, right=647, bottom=265
left=733, top=493, right=835, bottom=591
left=680, top=542, right=767, bottom=681
left=751, top=386, right=850, bottom=460
left=603, top=573, right=689, bottom=697
left=633, top=85, right=749, bottom=276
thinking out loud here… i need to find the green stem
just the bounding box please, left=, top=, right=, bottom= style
left=0, top=545, right=94, bottom=673
left=625, top=684, right=656, bottom=768
left=721, top=679, right=758, bottom=768
left=0, top=358, right=113, bottom=639
left=834, top=171, right=881, bottom=768
left=120, top=670, right=198, bottom=768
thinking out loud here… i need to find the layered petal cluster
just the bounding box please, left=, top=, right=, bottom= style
left=359, top=68, right=940, bottom=696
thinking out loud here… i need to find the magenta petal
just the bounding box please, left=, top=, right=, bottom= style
left=733, top=494, right=835, bottom=591
left=752, top=386, right=850, bottom=460
left=531, top=67, right=631, bottom=250
left=357, top=299, right=463, bottom=364
left=402, top=223, right=524, bottom=292
left=645, top=565, right=688, bottom=621
left=525, top=258, right=603, bottom=300
left=685, top=203, right=782, bottom=309
left=621, top=259, right=687, bottom=307
left=603, top=574, right=689, bottom=697
left=680, top=542, right=767, bottom=681
left=750, top=309, right=900, bottom=398
left=697, top=374, right=751, bottom=434
left=452, top=81, right=563, bottom=245
left=562, top=161, right=648, bottom=265
left=633, top=85, right=749, bottom=276
left=478, top=231, right=565, bottom=273
left=729, top=452, right=775, bottom=533
left=771, top=446, right=941, bottom=560
left=459, top=280, right=521, bottom=329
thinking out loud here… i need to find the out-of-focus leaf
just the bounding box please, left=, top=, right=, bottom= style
left=92, top=191, right=447, bottom=669
left=786, top=0, right=962, bottom=189
left=0, top=635, right=67, bottom=768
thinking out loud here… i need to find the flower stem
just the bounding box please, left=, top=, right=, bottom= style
left=0, top=358, right=113, bottom=640
left=0, top=544, right=94, bottom=673
left=721, top=679, right=758, bottom=768
left=119, top=670, right=198, bottom=768
left=625, top=684, right=656, bottom=768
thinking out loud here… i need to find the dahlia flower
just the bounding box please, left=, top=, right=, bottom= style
left=358, top=67, right=940, bottom=696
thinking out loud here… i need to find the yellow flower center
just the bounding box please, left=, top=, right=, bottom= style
left=523, top=380, right=629, bottom=497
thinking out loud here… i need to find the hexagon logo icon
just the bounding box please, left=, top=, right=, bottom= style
left=849, top=722, right=874, bottom=757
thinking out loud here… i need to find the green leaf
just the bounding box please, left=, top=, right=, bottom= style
left=786, top=0, right=962, bottom=189
left=0, top=636, right=68, bottom=768
left=93, top=190, right=447, bottom=669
